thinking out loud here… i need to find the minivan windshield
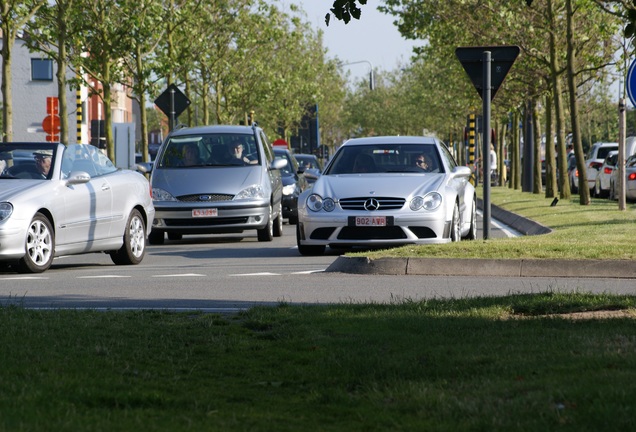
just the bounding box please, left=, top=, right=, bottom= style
left=157, top=133, right=260, bottom=168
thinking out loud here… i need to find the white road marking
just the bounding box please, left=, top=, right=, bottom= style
left=77, top=275, right=131, bottom=279
left=230, top=272, right=280, bottom=276
left=152, top=273, right=207, bottom=277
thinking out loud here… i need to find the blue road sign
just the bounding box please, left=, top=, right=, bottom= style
left=627, top=60, right=636, bottom=107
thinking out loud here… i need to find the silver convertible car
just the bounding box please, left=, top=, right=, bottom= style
left=0, top=142, right=155, bottom=273
left=296, top=136, right=477, bottom=255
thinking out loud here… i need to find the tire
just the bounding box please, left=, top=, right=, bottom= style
left=167, top=232, right=183, bottom=241
left=257, top=205, right=274, bottom=242
left=17, top=213, right=54, bottom=273
left=450, top=203, right=461, bottom=242
left=148, top=230, right=165, bottom=245
left=273, top=203, right=283, bottom=237
left=462, top=199, right=477, bottom=241
left=110, top=209, right=146, bottom=265
left=609, top=181, right=616, bottom=201
left=296, top=224, right=325, bottom=256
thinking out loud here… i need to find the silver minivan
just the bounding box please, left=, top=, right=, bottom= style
left=149, top=124, right=286, bottom=244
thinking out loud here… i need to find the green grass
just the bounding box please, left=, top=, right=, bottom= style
left=2, top=293, right=636, bottom=431
left=4, top=187, right=636, bottom=430
left=358, top=186, right=636, bottom=260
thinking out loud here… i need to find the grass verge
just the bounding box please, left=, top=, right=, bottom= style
left=358, top=187, right=636, bottom=260
left=2, top=292, right=636, bottom=431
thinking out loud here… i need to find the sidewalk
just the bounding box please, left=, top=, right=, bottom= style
left=326, top=202, right=636, bottom=279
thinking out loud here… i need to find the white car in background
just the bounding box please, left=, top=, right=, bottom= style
left=585, top=142, right=618, bottom=192
left=594, top=150, right=618, bottom=198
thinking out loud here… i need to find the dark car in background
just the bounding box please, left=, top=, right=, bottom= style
left=294, top=153, right=322, bottom=185
left=274, top=148, right=308, bottom=224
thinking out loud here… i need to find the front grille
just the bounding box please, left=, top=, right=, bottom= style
left=178, top=194, right=234, bottom=202
left=164, top=217, right=248, bottom=227
left=339, top=197, right=405, bottom=211
left=310, top=227, right=336, bottom=240
left=337, top=226, right=406, bottom=240
left=409, top=226, right=437, bottom=239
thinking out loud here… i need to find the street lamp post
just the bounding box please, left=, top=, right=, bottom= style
left=339, top=60, right=375, bottom=90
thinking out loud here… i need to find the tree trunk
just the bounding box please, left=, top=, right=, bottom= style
left=566, top=0, right=589, bottom=205
left=544, top=92, right=557, bottom=198
left=533, top=100, right=542, bottom=194
left=1, top=30, right=13, bottom=142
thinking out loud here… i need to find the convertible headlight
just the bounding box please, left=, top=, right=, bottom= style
left=282, top=184, right=296, bottom=196
left=0, top=202, right=13, bottom=221
left=235, top=184, right=266, bottom=200
left=152, top=188, right=177, bottom=202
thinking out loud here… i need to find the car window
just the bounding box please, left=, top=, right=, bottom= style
left=326, top=144, right=443, bottom=175
left=260, top=130, right=274, bottom=164
left=438, top=141, right=457, bottom=170
left=62, top=144, right=116, bottom=178
left=597, top=146, right=618, bottom=160
left=157, top=133, right=260, bottom=167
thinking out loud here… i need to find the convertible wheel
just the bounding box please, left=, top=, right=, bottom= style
left=17, top=213, right=54, bottom=273
left=296, top=224, right=325, bottom=256
left=450, top=203, right=461, bottom=242
left=462, top=199, right=477, bottom=241
left=273, top=203, right=283, bottom=237
left=257, top=205, right=274, bottom=242
left=110, top=209, right=146, bottom=265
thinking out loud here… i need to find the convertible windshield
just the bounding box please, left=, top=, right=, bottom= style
left=326, top=144, right=444, bottom=175
left=158, top=133, right=260, bottom=168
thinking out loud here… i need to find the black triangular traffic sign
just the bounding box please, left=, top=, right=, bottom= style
left=154, top=83, right=191, bottom=118
left=455, top=46, right=520, bottom=101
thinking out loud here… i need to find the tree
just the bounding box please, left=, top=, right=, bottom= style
left=0, top=0, right=46, bottom=141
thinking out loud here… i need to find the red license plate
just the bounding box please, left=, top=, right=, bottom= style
left=355, top=216, right=386, bottom=226
left=192, top=209, right=218, bottom=217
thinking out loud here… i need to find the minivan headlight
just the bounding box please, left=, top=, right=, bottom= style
left=234, top=184, right=266, bottom=200
left=152, top=188, right=177, bottom=202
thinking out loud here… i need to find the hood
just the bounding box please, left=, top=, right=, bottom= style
left=151, top=165, right=262, bottom=196
left=312, top=173, right=445, bottom=199
left=0, top=179, right=44, bottom=201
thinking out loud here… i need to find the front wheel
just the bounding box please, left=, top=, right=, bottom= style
left=257, top=205, right=274, bottom=242
left=462, top=199, right=477, bottom=240
left=273, top=203, right=283, bottom=237
left=450, top=203, right=461, bottom=242
left=296, top=224, right=325, bottom=256
left=17, top=213, right=54, bottom=273
left=110, top=209, right=146, bottom=265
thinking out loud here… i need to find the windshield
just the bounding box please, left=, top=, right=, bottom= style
left=325, top=144, right=443, bottom=175
left=157, top=133, right=260, bottom=168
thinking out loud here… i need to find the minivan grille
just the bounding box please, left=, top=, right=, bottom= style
left=178, top=194, right=234, bottom=202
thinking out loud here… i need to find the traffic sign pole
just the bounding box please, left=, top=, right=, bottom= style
left=482, top=51, right=491, bottom=240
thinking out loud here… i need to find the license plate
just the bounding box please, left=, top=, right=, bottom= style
left=355, top=216, right=386, bottom=226
left=192, top=209, right=217, bottom=217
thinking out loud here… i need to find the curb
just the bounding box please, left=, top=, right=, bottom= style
left=326, top=256, right=636, bottom=279
left=325, top=201, right=634, bottom=278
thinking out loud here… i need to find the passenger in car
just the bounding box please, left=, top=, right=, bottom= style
left=415, top=154, right=432, bottom=172
left=181, top=143, right=200, bottom=166
left=230, top=141, right=257, bottom=165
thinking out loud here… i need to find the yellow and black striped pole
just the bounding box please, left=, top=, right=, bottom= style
left=76, top=89, right=82, bottom=143
left=468, top=113, right=476, bottom=185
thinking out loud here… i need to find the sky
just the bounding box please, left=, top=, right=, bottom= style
left=288, top=1, right=420, bottom=83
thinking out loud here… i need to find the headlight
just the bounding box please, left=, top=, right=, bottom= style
left=307, top=194, right=323, bottom=211
left=0, top=202, right=13, bottom=221
left=422, top=192, right=442, bottom=211
left=410, top=196, right=424, bottom=211
left=307, top=194, right=335, bottom=212
left=235, top=184, right=266, bottom=200
left=152, top=188, right=177, bottom=202
left=282, top=184, right=296, bottom=196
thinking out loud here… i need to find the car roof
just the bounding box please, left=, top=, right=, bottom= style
left=169, top=125, right=258, bottom=136
left=341, top=136, right=438, bottom=146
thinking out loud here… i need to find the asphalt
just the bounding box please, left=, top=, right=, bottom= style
left=325, top=201, right=636, bottom=279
